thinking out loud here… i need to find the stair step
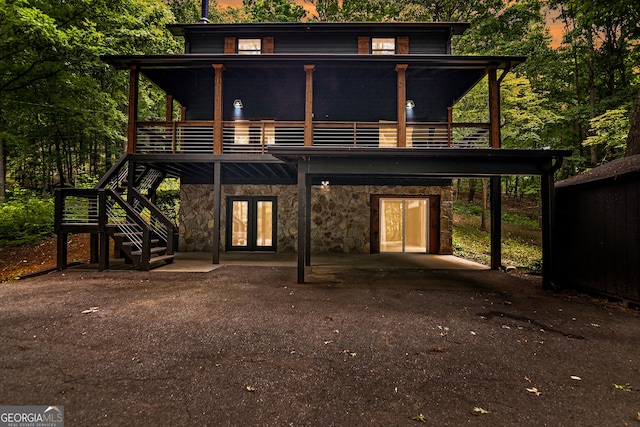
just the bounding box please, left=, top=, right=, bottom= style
left=149, top=254, right=175, bottom=265
left=131, top=246, right=167, bottom=256
left=122, top=239, right=159, bottom=247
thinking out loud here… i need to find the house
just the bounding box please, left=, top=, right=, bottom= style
left=554, top=155, right=640, bottom=304
left=55, top=17, right=569, bottom=286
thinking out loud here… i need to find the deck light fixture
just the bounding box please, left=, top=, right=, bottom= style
left=321, top=180, right=330, bottom=187
left=233, top=99, right=244, bottom=109
left=405, top=100, right=415, bottom=109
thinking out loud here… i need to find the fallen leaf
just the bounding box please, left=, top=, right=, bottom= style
left=613, top=383, right=632, bottom=392
left=501, top=325, right=511, bottom=329
left=472, top=407, right=491, bottom=415
left=81, top=307, right=99, bottom=314
left=245, top=385, right=256, bottom=392
left=527, top=387, right=542, bottom=396
left=570, top=376, right=582, bottom=381
left=412, top=413, right=427, bottom=422
left=635, top=411, right=640, bottom=422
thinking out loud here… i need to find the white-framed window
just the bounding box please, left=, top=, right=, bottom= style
left=238, top=38, right=262, bottom=54
left=372, top=38, right=395, bottom=55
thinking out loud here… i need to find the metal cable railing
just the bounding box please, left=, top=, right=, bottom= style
left=136, top=120, right=491, bottom=153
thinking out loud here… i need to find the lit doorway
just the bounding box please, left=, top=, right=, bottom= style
left=226, top=196, right=277, bottom=251
left=380, top=198, right=429, bottom=252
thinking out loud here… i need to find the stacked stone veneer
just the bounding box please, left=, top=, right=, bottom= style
left=179, top=184, right=453, bottom=254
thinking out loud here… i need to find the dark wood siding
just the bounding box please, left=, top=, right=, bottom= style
left=409, top=33, right=450, bottom=54
left=555, top=176, right=640, bottom=303
left=185, top=32, right=451, bottom=55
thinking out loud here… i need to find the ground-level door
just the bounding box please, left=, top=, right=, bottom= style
left=226, top=196, right=277, bottom=251
left=371, top=195, right=440, bottom=254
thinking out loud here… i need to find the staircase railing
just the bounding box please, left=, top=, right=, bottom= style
left=129, top=187, right=175, bottom=254
left=102, top=189, right=153, bottom=270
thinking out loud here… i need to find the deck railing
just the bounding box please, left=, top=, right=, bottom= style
left=135, top=120, right=490, bottom=154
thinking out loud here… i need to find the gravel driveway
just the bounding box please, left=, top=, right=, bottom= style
left=1, top=264, right=639, bottom=426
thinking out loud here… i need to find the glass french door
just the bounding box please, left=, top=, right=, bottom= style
left=379, top=198, right=429, bottom=253
left=227, top=196, right=277, bottom=251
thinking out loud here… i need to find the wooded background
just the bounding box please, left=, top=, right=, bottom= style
left=1, top=0, right=639, bottom=202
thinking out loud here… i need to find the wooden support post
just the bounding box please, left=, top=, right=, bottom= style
left=305, top=173, right=312, bottom=267
left=212, top=161, right=221, bottom=265
left=490, top=176, right=502, bottom=270
left=98, top=189, right=109, bottom=271
left=127, top=65, right=139, bottom=154
left=57, top=232, right=67, bottom=270
left=541, top=170, right=554, bottom=289
left=304, top=65, right=315, bottom=146
left=213, top=64, right=224, bottom=154
left=396, top=64, right=408, bottom=148
left=447, top=106, right=453, bottom=147
left=165, top=94, right=173, bottom=122
left=297, top=161, right=310, bottom=283
left=488, top=67, right=500, bottom=149
left=90, top=234, right=99, bottom=263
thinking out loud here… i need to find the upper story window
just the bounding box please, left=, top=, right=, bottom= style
left=238, top=39, right=262, bottom=54
left=372, top=38, right=395, bottom=55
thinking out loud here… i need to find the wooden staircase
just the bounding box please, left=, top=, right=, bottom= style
left=55, top=155, right=176, bottom=271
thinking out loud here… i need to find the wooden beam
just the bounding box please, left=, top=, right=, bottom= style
left=213, top=64, right=224, bottom=154
left=165, top=94, right=173, bottom=122
left=488, top=67, right=500, bottom=149
left=126, top=65, right=139, bottom=154
left=304, top=65, right=315, bottom=147
left=396, top=64, right=408, bottom=148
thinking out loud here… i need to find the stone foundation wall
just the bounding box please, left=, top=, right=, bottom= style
left=179, top=184, right=453, bottom=254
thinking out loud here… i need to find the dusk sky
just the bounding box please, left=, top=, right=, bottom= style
left=215, top=0, right=565, bottom=48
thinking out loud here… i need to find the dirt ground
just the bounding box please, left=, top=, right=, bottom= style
left=1, top=264, right=639, bottom=426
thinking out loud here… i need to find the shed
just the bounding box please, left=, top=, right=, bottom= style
left=554, top=155, right=640, bottom=304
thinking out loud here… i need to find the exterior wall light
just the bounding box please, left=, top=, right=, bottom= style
left=321, top=181, right=330, bottom=187
left=405, top=100, right=415, bottom=109
left=233, top=99, right=244, bottom=109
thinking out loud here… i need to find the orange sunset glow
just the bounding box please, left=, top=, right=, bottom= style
left=214, top=0, right=566, bottom=49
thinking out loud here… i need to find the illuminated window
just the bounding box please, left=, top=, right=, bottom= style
left=238, top=39, right=261, bottom=54
left=372, top=38, right=395, bottom=55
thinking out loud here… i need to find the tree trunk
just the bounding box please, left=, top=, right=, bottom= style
left=625, top=89, right=640, bottom=157
left=468, top=178, right=477, bottom=204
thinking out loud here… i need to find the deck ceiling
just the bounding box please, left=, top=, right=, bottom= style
left=105, top=54, right=524, bottom=121
left=131, top=148, right=570, bottom=186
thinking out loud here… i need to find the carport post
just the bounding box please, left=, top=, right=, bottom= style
left=490, top=176, right=502, bottom=270
left=212, top=161, right=221, bottom=264
left=297, top=162, right=311, bottom=283
left=541, top=170, right=554, bottom=289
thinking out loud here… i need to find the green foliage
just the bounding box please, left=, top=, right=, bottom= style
left=243, top=0, right=306, bottom=22
left=453, top=201, right=542, bottom=268
left=582, top=108, right=630, bottom=162
left=155, top=179, right=180, bottom=223
left=0, top=191, right=54, bottom=247
left=0, top=0, right=179, bottom=195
